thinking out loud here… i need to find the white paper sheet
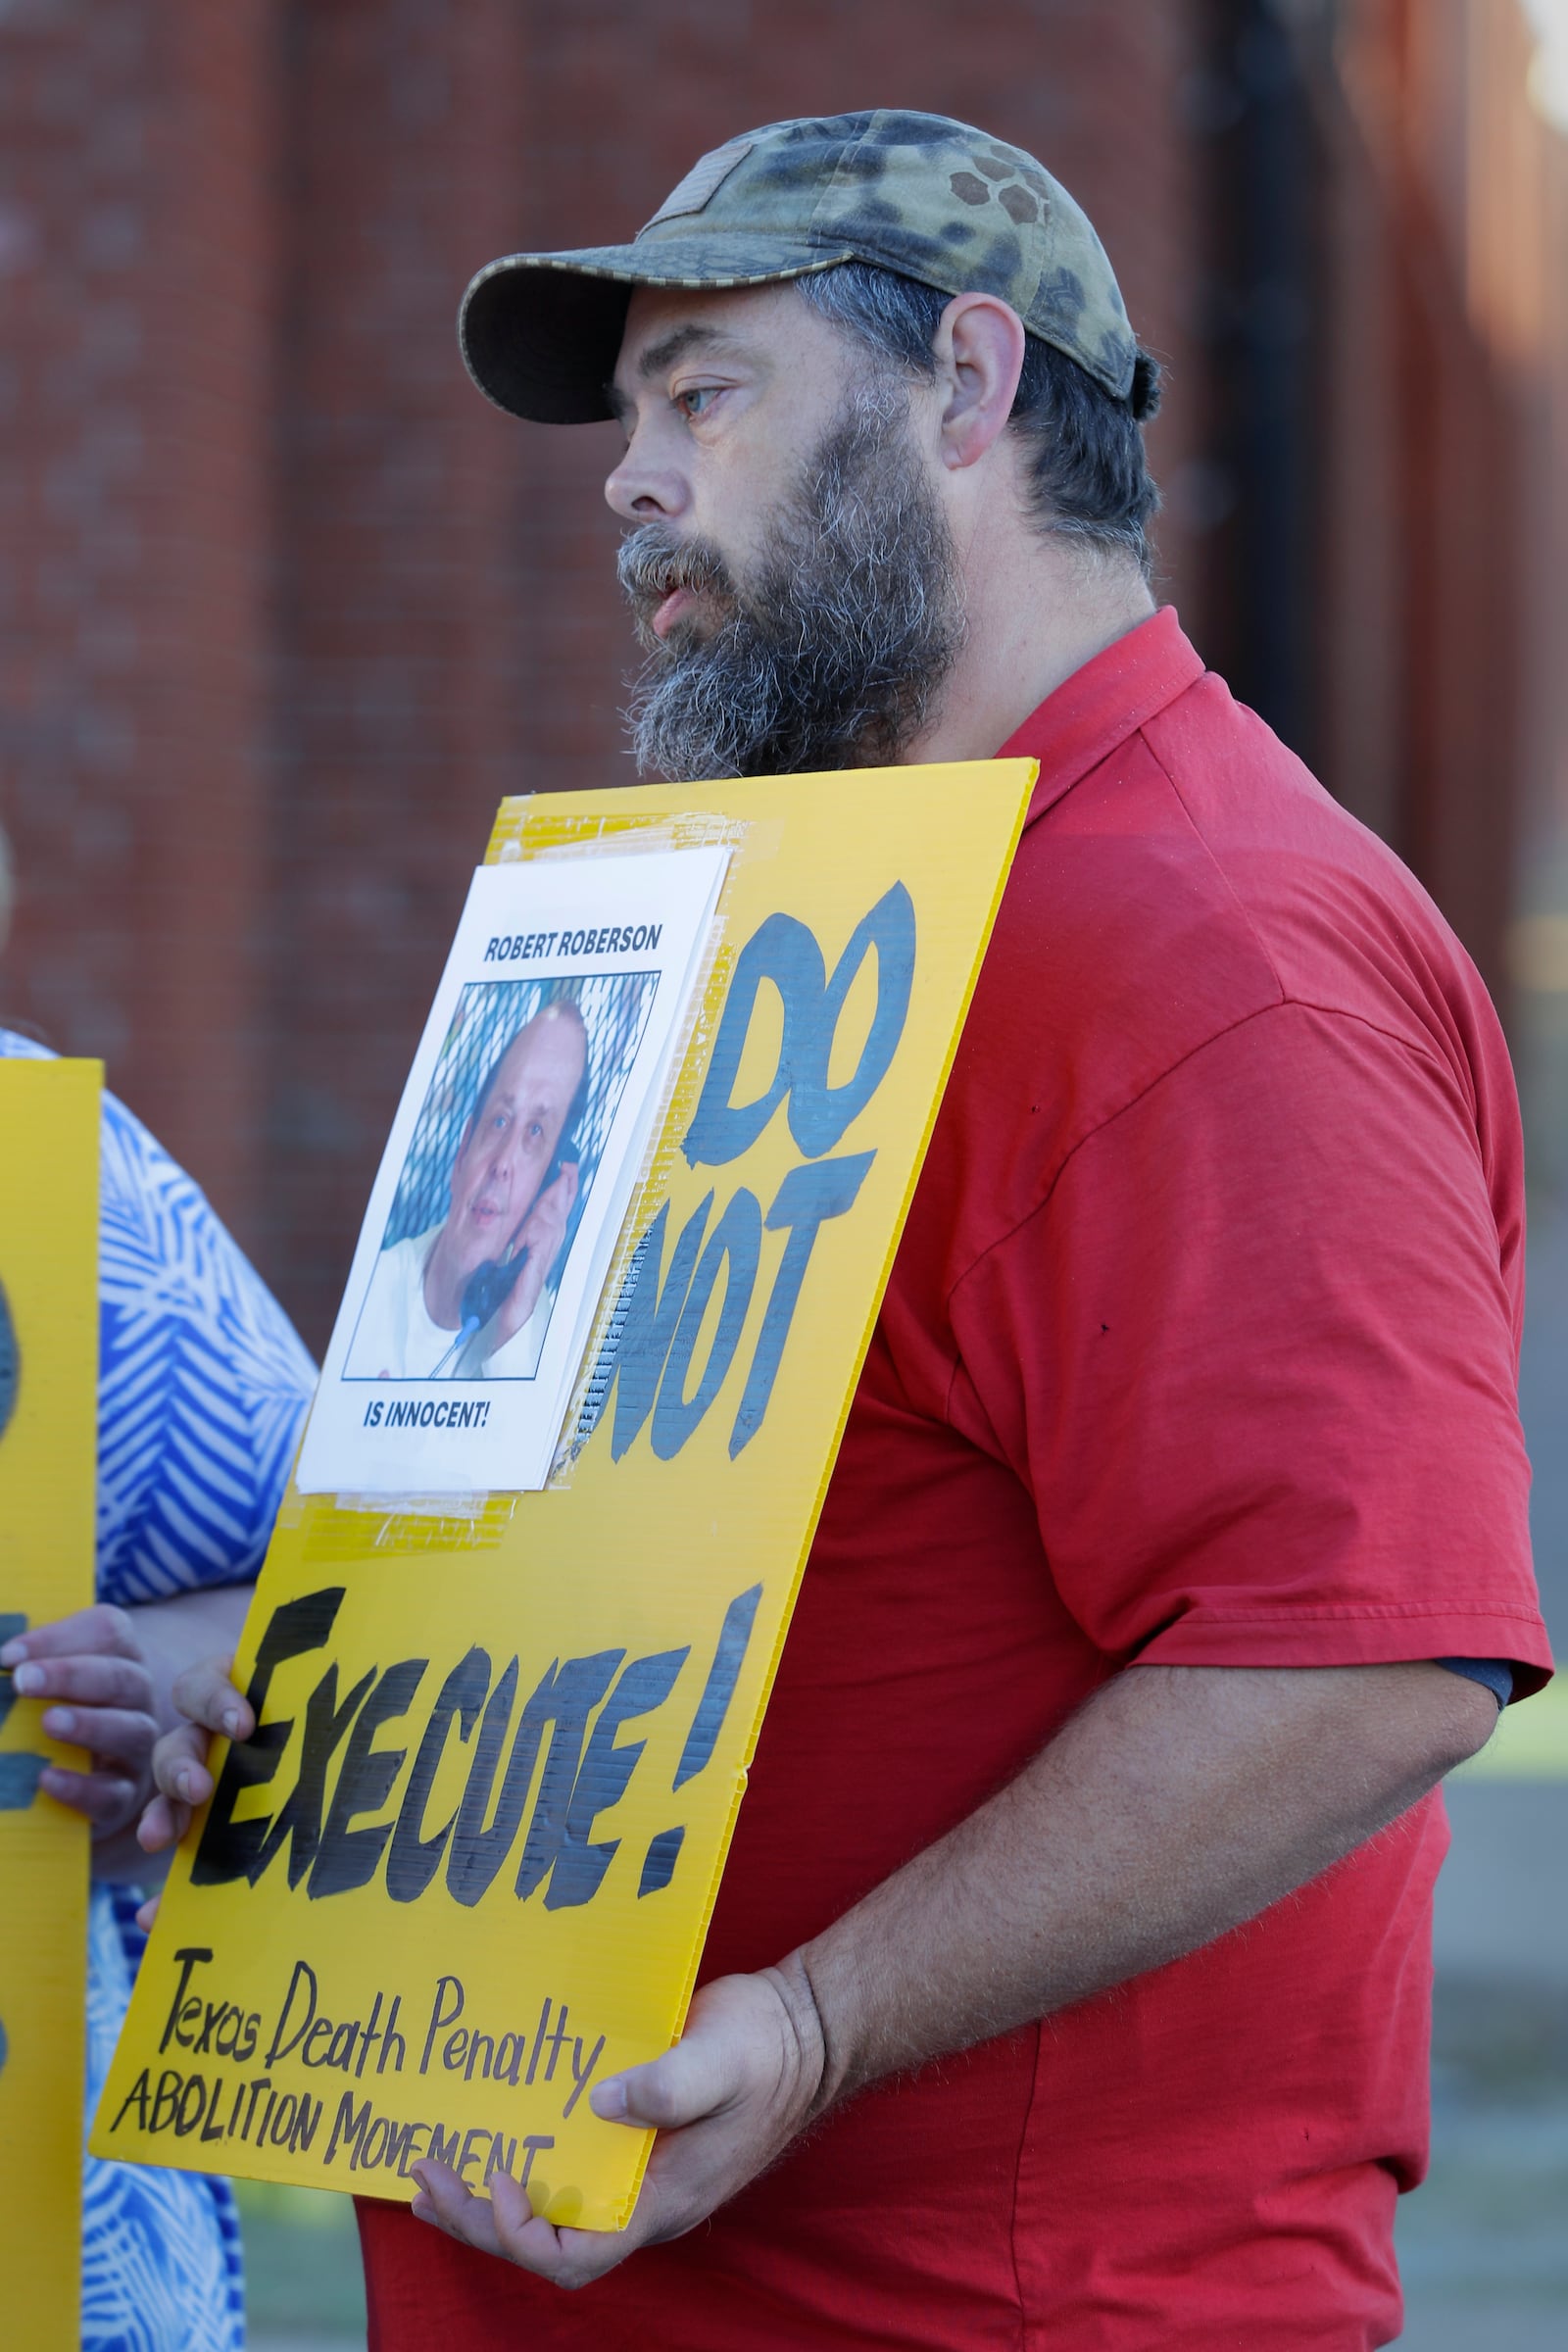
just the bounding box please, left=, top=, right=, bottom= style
left=295, top=845, right=728, bottom=1494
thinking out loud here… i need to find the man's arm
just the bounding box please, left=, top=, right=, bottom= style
left=407, top=1655, right=1494, bottom=2283
left=794, top=1657, right=1489, bottom=2102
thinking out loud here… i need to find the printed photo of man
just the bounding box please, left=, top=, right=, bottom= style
left=346, top=999, right=589, bottom=1380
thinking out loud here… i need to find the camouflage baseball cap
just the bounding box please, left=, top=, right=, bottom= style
left=460, top=109, right=1140, bottom=424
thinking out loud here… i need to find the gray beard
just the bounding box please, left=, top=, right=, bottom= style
left=618, top=386, right=964, bottom=780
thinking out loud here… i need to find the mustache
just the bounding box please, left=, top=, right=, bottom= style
left=616, top=526, right=738, bottom=647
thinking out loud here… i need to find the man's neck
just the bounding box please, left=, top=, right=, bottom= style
left=902, top=534, right=1156, bottom=765
left=422, top=1233, right=467, bottom=1331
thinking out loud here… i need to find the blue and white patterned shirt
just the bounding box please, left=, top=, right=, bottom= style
left=4, top=1034, right=317, bottom=2352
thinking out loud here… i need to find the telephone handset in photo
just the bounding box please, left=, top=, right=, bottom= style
left=457, top=1135, right=581, bottom=1334
left=430, top=1032, right=592, bottom=1379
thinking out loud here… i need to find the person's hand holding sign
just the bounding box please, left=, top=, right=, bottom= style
left=408, top=1964, right=828, bottom=2288
left=135, top=1644, right=254, bottom=1925
left=4, top=1589, right=249, bottom=1882
left=1, top=1607, right=157, bottom=1867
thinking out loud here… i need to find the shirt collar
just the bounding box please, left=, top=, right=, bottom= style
left=995, top=606, right=1206, bottom=824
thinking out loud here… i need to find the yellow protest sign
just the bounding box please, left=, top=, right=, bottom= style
left=0, top=1057, right=101, bottom=2349
left=93, top=761, right=1034, bottom=2228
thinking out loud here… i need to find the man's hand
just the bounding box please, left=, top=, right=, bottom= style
left=410, top=1963, right=825, bottom=2287
left=494, top=1163, right=578, bottom=1347
left=0, top=1605, right=159, bottom=1858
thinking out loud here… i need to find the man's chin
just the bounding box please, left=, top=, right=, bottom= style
left=633, top=600, right=733, bottom=658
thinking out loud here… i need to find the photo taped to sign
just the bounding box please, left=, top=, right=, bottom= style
left=343, top=969, right=661, bottom=1384
left=296, top=847, right=729, bottom=1495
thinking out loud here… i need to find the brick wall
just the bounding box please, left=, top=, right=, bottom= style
left=0, top=0, right=278, bottom=1233
left=263, top=0, right=538, bottom=1321
left=0, top=0, right=1233, bottom=1348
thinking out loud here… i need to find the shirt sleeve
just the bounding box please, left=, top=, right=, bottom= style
left=1436, top=1657, right=1513, bottom=1706
left=945, top=1002, right=1551, bottom=1692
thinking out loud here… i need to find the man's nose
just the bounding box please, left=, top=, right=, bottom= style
left=481, top=1128, right=520, bottom=1185
left=605, top=426, right=690, bottom=522
left=491, top=1129, right=526, bottom=1185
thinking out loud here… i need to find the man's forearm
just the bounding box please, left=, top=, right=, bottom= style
left=790, top=1659, right=1494, bottom=2112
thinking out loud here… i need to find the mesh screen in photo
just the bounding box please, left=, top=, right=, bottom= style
left=382, top=970, right=661, bottom=1258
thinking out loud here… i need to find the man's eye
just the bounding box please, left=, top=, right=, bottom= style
left=675, top=385, right=721, bottom=419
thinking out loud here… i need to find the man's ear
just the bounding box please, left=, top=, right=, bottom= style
left=931, top=294, right=1027, bottom=473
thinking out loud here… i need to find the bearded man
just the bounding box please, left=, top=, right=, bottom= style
left=150, top=113, right=1549, bottom=2351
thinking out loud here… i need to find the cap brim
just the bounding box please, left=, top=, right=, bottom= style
left=458, top=240, right=848, bottom=423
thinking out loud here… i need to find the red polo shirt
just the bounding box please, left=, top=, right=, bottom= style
left=360, top=610, right=1549, bottom=2350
